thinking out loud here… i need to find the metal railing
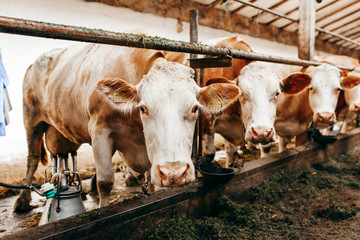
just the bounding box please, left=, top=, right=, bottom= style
left=0, top=15, right=353, bottom=70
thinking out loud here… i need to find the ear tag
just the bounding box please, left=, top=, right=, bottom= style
left=114, top=91, right=127, bottom=103
left=208, top=98, right=222, bottom=112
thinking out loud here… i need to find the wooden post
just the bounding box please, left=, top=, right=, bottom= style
left=298, top=0, right=315, bottom=60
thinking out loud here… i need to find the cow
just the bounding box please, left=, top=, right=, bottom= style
left=228, top=62, right=312, bottom=161
left=315, top=55, right=360, bottom=133
left=273, top=62, right=360, bottom=152
left=14, top=43, right=240, bottom=212
left=193, top=37, right=253, bottom=167
left=108, top=36, right=251, bottom=186
left=166, top=37, right=312, bottom=167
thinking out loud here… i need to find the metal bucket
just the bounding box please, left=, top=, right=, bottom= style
left=39, top=186, right=85, bottom=225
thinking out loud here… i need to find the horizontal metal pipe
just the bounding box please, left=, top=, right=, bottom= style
left=0, top=15, right=353, bottom=70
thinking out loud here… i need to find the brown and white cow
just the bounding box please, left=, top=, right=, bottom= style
left=274, top=62, right=360, bottom=151
left=114, top=36, right=252, bottom=186
left=193, top=37, right=253, bottom=166
left=234, top=62, right=311, bottom=158
left=315, top=55, right=360, bottom=133
left=166, top=37, right=311, bottom=167
left=14, top=44, right=239, bottom=211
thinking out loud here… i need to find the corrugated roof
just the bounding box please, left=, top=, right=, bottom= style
left=193, top=0, right=360, bottom=51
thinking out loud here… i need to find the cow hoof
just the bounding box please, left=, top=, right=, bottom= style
left=14, top=197, right=33, bottom=212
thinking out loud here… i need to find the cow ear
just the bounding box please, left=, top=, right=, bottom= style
left=198, top=83, right=239, bottom=113
left=341, top=74, right=360, bottom=89
left=96, top=78, right=139, bottom=112
left=205, top=77, right=235, bottom=86
left=280, top=73, right=312, bottom=94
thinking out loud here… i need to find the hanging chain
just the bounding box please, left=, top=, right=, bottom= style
left=141, top=174, right=151, bottom=196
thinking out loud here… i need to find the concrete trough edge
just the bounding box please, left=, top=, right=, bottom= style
left=4, top=129, right=360, bottom=240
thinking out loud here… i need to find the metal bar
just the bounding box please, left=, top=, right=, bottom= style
left=190, top=10, right=198, bottom=161
left=189, top=56, right=233, bottom=68
left=198, top=68, right=204, bottom=159
left=232, top=0, right=360, bottom=48
left=0, top=15, right=353, bottom=70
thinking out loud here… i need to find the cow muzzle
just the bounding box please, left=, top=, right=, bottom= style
left=314, top=112, right=335, bottom=128
left=249, top=126, right=275, bottom=144
left=156, top=162, right=191, bottom=187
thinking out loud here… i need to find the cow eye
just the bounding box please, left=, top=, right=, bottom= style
left=139, top=105, right=148, bottom=114
left=192, top=105, right=199, bottom=113
left=275, top=91, right=280, bottom=96
left=308, top=86, right=313, bottom=91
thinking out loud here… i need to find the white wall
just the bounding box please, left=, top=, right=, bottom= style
left=0, top=0, right=325, bottom=161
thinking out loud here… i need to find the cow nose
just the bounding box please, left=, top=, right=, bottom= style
left=157, top=163, right=190, bottom=187
left=250, top=127, right=274, bottom=144
left=316, top=112, right=335, bottom=123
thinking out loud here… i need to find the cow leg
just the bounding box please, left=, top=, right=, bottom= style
left=278, top=137, right=285, bottom=152
left=125, top=167, right=144, bottom=186
left=92, top=134, right=114, bottom=207
left=279, top=136, right=292, bottom=152
left=295, top=132, right=307, bottom=147
left=340, top=120, right=348, bottom=133
left=14, top=122, right=47, bottom=212
left=259, top=143, right=272, bottom=158
left=202, top=132, right=216, bottom=161
left=224, top=140, right=240, bottom=168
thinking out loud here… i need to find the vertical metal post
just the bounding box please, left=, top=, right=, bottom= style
left=190, top=10, right=199, bottom=161
left=198, top=68, right=204, bottom=158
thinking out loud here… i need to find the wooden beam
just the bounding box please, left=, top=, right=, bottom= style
left=298, top=0, right=315, bottom=60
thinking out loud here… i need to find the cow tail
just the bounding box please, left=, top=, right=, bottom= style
left=40, top=138, right=48, bottom=166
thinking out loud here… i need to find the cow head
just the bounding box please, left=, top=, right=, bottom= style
left=306, top=64, right=360, bottom=128
left=97, top=61, right=239, bottom=187
left=306, top=64, right=342, bottom=128
left=238, top=62, right=311, bottom=144
left=343, top=68, right=360, bottom=113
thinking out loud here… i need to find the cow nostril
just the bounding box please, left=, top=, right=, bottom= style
left=317, top=113, right=323, bottom=121
left=354, top=104, right=360, bottom=112
left=267, top=128, right=274, bottom=138
left=251, top=127, right=258, bottom=137
left=181, top=164, right=190, bottom=183
left=157, top=166, right=167, bottom=181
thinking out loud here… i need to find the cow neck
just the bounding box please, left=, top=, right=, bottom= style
left=277, top=88, right=313, bottom=124
left=129, top=49, right=166, bottom=81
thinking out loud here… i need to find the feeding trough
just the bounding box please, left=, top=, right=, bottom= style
left=312, top=133, right=338, bottom=144
left=198, top=161, right=235, bottom=184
